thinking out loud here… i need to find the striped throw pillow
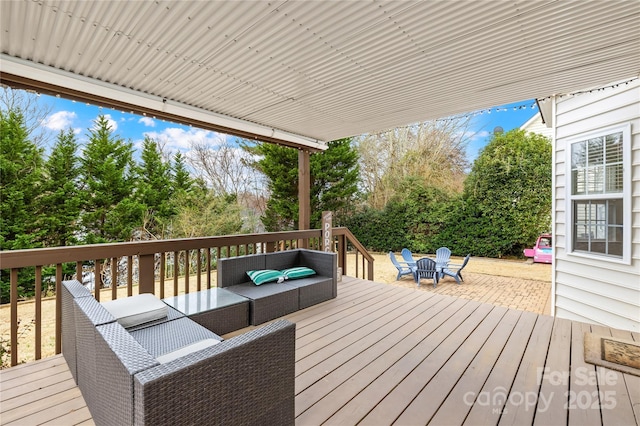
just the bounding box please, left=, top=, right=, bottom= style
left=246, top=269, right=285, bottom=285
left=281, top=267, right=316, bottom=280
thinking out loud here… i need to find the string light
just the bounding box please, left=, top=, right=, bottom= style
left=435, top=76, right=638, bottom=124
left=366, top=75, right=639, bottom=137
left=434, top=101, right=538, bottom=123
left=537, top=77, right=638, bottom=103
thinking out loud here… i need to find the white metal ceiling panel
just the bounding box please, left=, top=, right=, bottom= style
left=1, top=0, right=639, bottom=145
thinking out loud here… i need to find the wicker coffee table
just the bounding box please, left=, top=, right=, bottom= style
left=163, top=288, right=250, bottom=335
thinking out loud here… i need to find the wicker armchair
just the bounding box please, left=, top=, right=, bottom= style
left=61, top=280, right=296, bottom=426
left=134, top=320, right=295, bottom=425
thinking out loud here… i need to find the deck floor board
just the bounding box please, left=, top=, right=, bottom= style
left=295, top=296, right=464, bottom=421
left=1, top=276, right=637, bottom=426
left=533, top=317, right=573, bottom=426
left=568, top=321, right=602, bottom=426
left=390, top=306, right=511, bottom=425
left=316, top=297, right=471, bottom=425
left=462, top=310, right=539, bottom=425
left=428, top=309, right=526, bottom=425
left=357, top=303, right=497, bottom=425
left=295, top=289, right=428, bottom=373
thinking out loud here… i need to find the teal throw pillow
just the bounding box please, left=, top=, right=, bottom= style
left=246, top=269, right=285, bottom=285
left=281, top=267, right=316, bottom=280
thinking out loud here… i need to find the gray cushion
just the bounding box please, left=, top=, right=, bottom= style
left=156, top=339, right=221, bottom=364
left=102, top=294, right=168, bottom=328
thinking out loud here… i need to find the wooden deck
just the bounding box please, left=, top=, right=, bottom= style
left=1, top=276, right=639, bottom=425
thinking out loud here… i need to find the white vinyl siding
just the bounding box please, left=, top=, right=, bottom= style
left=520, top=114, right=553, bottom=140
left=553, top=78, right=640, bottom=333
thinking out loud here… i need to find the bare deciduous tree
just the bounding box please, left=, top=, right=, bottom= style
left=0, top=86, right=53, bottom=147
left=187, top=137, right=268, bottom=221
left=355, top=117, right=473, bottom=209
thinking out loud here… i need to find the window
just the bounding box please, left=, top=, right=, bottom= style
left=567, top=124, right=630, bottom=261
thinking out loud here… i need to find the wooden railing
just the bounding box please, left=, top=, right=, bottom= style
left=0, top=227, right=373, bottom=367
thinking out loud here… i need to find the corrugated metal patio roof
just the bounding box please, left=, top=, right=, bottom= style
left=1, top=1, right=639, bottom=149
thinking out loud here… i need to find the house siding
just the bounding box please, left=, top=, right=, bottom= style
left=520, top=113, right=553, bottom=140
left=553, top=79, right=640, bottom=332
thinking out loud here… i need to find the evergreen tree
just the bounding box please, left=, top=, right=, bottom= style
left=254, top=143, right=299, bottom=231
left=136, top=136, right=173, bottom=236
left=310, top=138, right=360, bottom=226
left=0, top=108, right=44, bottom=302
left=437, top=129, right=552, bottom=257
left=0, top=108, right=44, bottom=250
left=172, top=151, right=193, bottom=193
left=80, top=115, right=142, bottom=243
left=251, top=138, right=360, bottom=231
left=39, top=129, right=82, bottom=247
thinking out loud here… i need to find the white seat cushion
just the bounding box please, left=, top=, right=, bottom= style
left=102, top=293, right=168, bottom=328
left=156, top=339, right=220, bottom=364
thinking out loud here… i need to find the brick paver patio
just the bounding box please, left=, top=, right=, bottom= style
left=390, top=272, right=551, bottom=315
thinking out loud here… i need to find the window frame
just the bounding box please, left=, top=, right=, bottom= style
left=565, top=123, right=631, bottom=264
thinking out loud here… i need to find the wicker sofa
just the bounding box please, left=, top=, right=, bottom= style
left=217, top=249, right=337, bottom=325
left=61, top=280, right=296, bottom=426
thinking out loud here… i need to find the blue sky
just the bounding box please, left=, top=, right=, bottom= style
left=464, top=99, right=539, bottom=159
left=36, top=94, right=538, bottom=162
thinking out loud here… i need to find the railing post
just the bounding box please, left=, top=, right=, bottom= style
left=55, top=264, right=62, bottom=354
left=337, top=234, right=347, bottom=276
left=94, top=259, right=101, bottom=302
left=127, top=255, right=133, bottom=297
left=10, top=268, right=18, bottom=366
left=368, top=261, right=374, bottom=281
left=139, top=254, right=155, bottom=294
left=322, top=211, right=333, bottom=252
left=35, top=266, right=42, bottom=360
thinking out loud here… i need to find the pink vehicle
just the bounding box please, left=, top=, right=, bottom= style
left=524, top=234, right=552, bottom=264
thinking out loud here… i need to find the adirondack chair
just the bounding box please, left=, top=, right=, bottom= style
left=414, top=257, right=439, bottom=287
left=389, top=251, right=415, bottom=281
left=400, top=248, right=417, bottom=268
left=441, top=254, right=471, bottom=284
left=435, top=247, right=451, bottom=267
left=434, top=247, right=452, bottom=277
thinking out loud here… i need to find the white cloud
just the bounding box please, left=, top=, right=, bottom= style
left=144, top=127, right=223, bottom=151
left=459, top=129, right=491, bottom=142
left=138, top=116, right=155, bottom=127
left=41, top=111, right=77, bottom=131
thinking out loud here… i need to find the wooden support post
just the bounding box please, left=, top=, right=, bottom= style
left=138, top=254, right=155, bottom=294
left=298, top=149, right=310, bottom=248
left=322, top=211, right=333, bottom=252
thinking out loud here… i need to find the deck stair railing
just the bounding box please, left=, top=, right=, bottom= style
left=0, top=227, right=373, bottom=367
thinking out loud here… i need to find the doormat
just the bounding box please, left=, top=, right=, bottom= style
left=584, top=332, right=640, bottom=377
